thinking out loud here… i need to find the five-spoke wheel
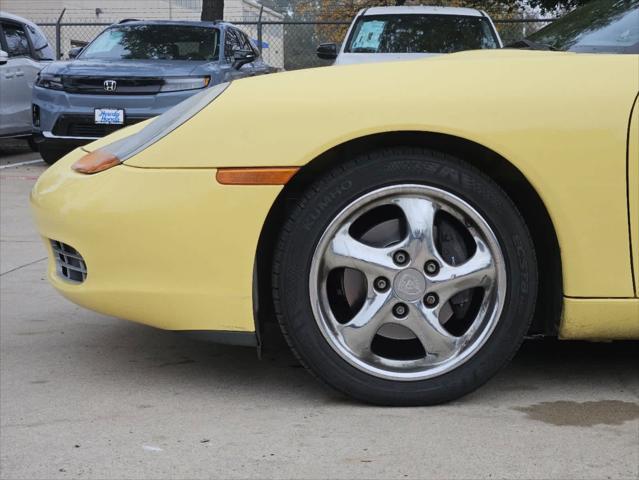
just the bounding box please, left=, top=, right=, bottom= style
left=311, top=185, right=506, bottom=380
left=273, top=148, right=537, bottom=405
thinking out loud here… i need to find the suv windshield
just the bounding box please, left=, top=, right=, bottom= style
left=80, top=25, right=220, bottom=61
left=345, top=14, right=499, bottom=54
left=528, top=0, right=638, bottom=53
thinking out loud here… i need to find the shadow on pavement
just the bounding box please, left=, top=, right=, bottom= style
left=44, top=313, right=638, bottom=405
left=0, top=138, right=34, bottom=157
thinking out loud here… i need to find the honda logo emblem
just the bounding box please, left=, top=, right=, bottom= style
left=103, top=80, right=117, bottom=92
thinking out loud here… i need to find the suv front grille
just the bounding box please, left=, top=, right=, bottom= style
left=52, top=114, right=148, bottom=138
left=68, top=123, right=126, bottom=137
left=50, top=240, right=87, bottom=283
left=63, top=76, right=163, bottom=95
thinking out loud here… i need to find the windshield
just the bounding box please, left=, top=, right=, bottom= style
left=528, top=0, right=639, bottom=53
left=345, top=14, right=499, bottom=54
left=80, top=25, right=220, bottom=61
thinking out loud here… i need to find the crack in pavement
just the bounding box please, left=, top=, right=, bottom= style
left=0, top=257, right=47, bottom=277
left=0, top=239, right=43, bottom=243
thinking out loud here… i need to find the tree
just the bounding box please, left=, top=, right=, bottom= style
left=527, top=0, right=593, bottom=13
left=201, top=0, right=224, bottom=21
left=293, top=0, right=596, bottom=44
left=296, top=0, right=519, bottom=44
left=296, top=0, right=520, bottom=23
left=294, top=0, right=597, bottom=21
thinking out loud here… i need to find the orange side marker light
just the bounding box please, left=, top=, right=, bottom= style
left=216, top=167, right=299, bottom=185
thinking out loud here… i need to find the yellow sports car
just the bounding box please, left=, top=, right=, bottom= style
left=31, top=1, right=638, bottom=405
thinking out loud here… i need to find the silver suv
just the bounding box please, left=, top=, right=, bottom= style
left=317, top=6, right=502, bottom=65
left=0, top=12, right=53, bottom=143
left=33, top=20, right=275, bottom=164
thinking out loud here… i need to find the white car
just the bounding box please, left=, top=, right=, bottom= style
left=317, top=6, right=503, bottom=65
left=0, top=11, right=53, bottom=141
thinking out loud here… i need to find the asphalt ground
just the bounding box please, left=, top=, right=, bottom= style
left=1, top=138, right=638, bottom=479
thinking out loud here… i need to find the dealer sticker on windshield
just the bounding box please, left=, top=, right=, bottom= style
left=95, top=108, right=124, bottom=125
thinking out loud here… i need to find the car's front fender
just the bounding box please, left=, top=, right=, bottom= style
left=123, top=50, right=639, bottom=299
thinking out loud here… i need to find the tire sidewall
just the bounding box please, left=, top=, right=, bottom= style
left=39, top=143, right=69, bottom=165
left=274, top=149, right=537, bottom=405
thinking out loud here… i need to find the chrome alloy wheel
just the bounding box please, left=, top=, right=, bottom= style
left=309, top=184, right=507, bottom=381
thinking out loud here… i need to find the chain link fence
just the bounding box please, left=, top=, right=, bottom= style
left=40, top=18, right=554, bottom=71
left=493, top=18, right=555, bottom=45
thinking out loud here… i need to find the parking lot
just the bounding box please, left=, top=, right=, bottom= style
left=0, top=140, right=637, bottom=479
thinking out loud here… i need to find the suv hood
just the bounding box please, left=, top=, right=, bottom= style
left=43, top=59, right=207, bottom=77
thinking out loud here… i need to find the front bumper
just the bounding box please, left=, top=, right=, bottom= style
left=30, top=149, right=282, bottom=333
left=32, top=86, right=201, bottom=144
left=32, top=131, right=100, bottom=153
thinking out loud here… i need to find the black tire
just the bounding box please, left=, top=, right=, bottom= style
left=272, top=148, right=538, bottom=406
left=27, top=136, right=39, bottom=152
left=39, top=143, right=71, bottom=166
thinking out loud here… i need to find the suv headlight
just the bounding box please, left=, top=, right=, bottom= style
left=160, top=76, right=211, bottom=92
left=72, top=82, right=230, bottom=174
left=36, top=73, right=64, bottom=90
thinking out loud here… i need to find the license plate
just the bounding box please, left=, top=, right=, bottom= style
left=94, top=108, right=124, bottom=125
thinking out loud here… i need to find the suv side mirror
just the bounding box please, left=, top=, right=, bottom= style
left=0, top=50, right=8, bottom=65
left=317, top=43, right=338, bottom=60
left=68, top=47, right=83, bottom=59
left=232, top=49, right=256, bottom=70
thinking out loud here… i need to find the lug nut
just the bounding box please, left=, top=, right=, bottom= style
left=374, top=276, right=390, bottom=292
left=393, top=250, right=409, bottom=266
left=424, top=293, right=439, bottom=308
left=393, top=303, right=409, bottom=318
left=425, top=260, right=440, bottom=276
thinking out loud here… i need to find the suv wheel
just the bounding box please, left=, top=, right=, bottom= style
left=39, top=143, right=71, bottom=166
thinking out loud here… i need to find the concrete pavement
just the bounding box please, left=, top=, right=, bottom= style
left=1, top=141, right=638, bottom=479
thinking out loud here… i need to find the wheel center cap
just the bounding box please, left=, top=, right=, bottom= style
left=393, top=268, right=427, bottom=302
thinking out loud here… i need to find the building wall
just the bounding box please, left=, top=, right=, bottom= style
left=1, top=0, right=283, bottom=22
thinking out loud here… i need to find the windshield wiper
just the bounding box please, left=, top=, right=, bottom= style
left=504, top=39, right=559, bottom=51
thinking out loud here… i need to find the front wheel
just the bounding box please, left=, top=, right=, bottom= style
left=272, top=148, right=538, bottom=406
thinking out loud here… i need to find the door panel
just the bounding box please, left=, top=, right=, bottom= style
left=0, top=58, right=20, bottom=135
left=11, top=57, right=36, bottom=133
left=629, top=95, right=638, bottom=296
left=0, top=20, right=35, bottom=136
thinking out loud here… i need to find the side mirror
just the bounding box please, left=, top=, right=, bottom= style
left=317, top=43, right=338, bottom=60
left=68, top=47, right=83, bottom=59
left=232, top=49, right=256, bottom=70
left=0, top=50, right=8, bottom=65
